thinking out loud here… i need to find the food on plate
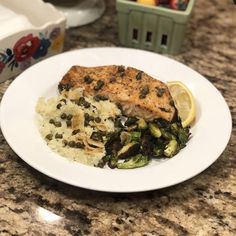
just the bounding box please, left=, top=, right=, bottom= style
left=36, top=65, right=193, bottom=169
left=59, top=65, right=176, bottom=122
left=36, top=88, right=121, bottom=166
left=167, top=81, right=196, bottom=128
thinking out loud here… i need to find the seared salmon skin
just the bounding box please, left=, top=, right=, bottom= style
left=58, top=65, right=177, bottom=122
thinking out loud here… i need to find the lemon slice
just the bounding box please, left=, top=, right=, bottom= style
left=167, top=81, right=196, bottom=128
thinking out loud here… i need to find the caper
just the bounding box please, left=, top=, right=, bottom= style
left=84, top=113, right=90, bottom=126
left=64, top=83, right=72, bottom=91
left=49, top=119, right=55, bottom=124
left=55, top=133, right=63, bottom=139
left=136, top=71, right=143, bottom=80
left=54, top=121, right=62, bottom=127
left=94, top=94, right=108, bottom=101
left=76, top=97, right=85, bottom=106
left=75, top=142, right=85, bottom=149
left=60, top=99, right=67, bottom=104
left=68, top=141, right=76, bottom=148
left=118, top=65, right=125, bottom=73
left=72, top=129, right=80, bottom=135
left=95, top=117, right=101, bottom=123
left=66, top=120, right=72, bottom=127
left=58, top=83, right=72, bottom=92
left=67, top=114, right=73, bottom=120
left=84, top=113, right=90, bottom=120
left=60, top=113, right=67, bottom=120
left=83, top=101, right=91, bottom=108
left=62, top=140, right=68, bottom=146
left=139, top=85, right=149, bottom=99
left=156, top=87, right=165, bottom=97
left=90, top=131, right=103, bottom=142
left=89, top=116, right=95, bottom=122
left=125, top=117, right=138, bottom=126
left=56, top=103, right=62, bottom=109
left=94, top=80, right=105, bottom=91
left=83, top=75, right=93, bottom=84
left=45, top=134, right=53, bottom=140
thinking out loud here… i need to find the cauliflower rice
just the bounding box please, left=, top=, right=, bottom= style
left=36, top=88, right=121, bottom=166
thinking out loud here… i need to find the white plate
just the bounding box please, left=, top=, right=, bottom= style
left=0, top=47, right=232, bottom=192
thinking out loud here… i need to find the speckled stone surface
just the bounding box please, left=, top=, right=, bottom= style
left=0, top=0, right=236, bottom=235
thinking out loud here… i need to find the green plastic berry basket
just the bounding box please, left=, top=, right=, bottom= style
left=116, top=0, right=195, bottom=55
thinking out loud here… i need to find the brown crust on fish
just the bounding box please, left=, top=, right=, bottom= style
left=58, top=65, right=177, bottom=122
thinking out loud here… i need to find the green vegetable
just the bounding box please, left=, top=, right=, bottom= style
left=120, top=131, right=131, bottom=145
left=178, top=127, right=190, bottom=148
left=149, top=123, right=162, bottom=138
left=170, top=123, right=179, bottom=136
left=153, top=146, right=163, bottom=157
left=164, top=139, right=178, bottom=157
left=137, top=118, right=147, bottom=129
left=117, top=154, right=149, bottom=169
left=108, top=155, right=118, bottom=169
left=130, top=131, right=141, bottom=142
left=117, top=142, right=140, bottom=159
left=96, top=155, right=111, bottom=168
left=125, top=117, right=138, bottom=126
left=160, top=128, right=176, bottom=140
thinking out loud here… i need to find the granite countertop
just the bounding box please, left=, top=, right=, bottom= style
left=0, top=0, right=236, bottom=235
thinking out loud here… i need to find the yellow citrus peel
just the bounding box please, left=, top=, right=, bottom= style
left=167, top=81, right=196, bottom=128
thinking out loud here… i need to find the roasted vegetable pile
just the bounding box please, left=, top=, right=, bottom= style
left=96, top=116, right=191, bottom=169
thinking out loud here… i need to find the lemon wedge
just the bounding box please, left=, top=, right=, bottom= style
left=167, top=81, right=196, bottom=128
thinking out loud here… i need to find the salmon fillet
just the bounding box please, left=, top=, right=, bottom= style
left=58, top=65, right=177, bottom=122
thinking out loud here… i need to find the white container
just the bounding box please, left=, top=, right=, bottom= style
left=0, top=0, right=66, bottom=82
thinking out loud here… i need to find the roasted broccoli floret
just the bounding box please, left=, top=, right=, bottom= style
left=117, top=142, right=140, bottom=159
